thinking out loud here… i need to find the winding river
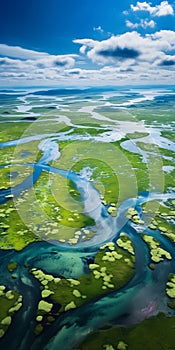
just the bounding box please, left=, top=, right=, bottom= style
left=0, top=129, right=175, bottom=350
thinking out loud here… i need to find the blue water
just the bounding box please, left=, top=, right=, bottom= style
left=0, top=86, right=175, bottom=349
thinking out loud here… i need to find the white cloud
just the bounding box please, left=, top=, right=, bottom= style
left=73, top=38, right=97, bottom=48
left=0, top=44, right=78, bottom=84
left=0, top=44, right=48, bottom=60
left=34, top=55, right=75, bottom=69
left=126, top=20, right=139, bottom=29
left=141, top=19, right=156, bottom=28
left=0, top=44, right=77, bottom=68
left=1, top=30, right=175, bottom=85
left=130, top=1, right=174, bottom=17
left=123, top=10, right=129, bottom=15
left=126, top=19, right=156, bottom=29
left=74, top=30, right=175, bottom=72
left=93, top=26, right=104, bottom=33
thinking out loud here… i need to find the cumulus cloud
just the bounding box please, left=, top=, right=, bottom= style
left=74, top=29, right=175, bottom=81
left=74, top=33, right=142, bottom=65
left=126, top=19, right=156, bottom=29
left=1, top=29, right=175, bottom=85
left=35, top=55, right=75, bottom=69
left=75, top=30, right=175, bottom=59
left=0, top=44, right=78, bottom=83
left=130, top=1, right=174, bottom=17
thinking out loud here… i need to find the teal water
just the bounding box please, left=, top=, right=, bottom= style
left=0, top=86, right=175, bottom=349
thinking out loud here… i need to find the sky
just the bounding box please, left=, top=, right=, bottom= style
left=0, top=0, right=175, bottom=86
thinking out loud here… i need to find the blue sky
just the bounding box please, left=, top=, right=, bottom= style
left=0, top=0, right=175, bottom=86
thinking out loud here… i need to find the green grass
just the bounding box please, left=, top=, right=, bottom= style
left=126, top=132, right=149, bottom=139
left=161, top=131, right=175, bottom=142
left=72, top=158, right=119, bottom=205
left=95, top=109, right=136, bottom=122
left=54, top=140, right=138, bottom=205
left=68, top=127, right=112, bottom=137
left=78, top=313, right=175, bottom=350
left=128, top=107, right=175, bottom=126
left=0, top=199, right=40, bottom=251
left=34, top=170, right=95, bottom=243
left=0, top=140, right=42, bottom=166
left=0, top=165, right=33, bottom=189
left=0, top=122, right=34, bottom=142
left=113, top=142, right=149, bottom=193
left=59, top=111, right=108, bottom=126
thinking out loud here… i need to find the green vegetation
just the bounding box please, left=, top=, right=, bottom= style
left=0, top=92, right=175, bottom=348
left=0, top=122, right=33, bottom=142
left=166, top=273, right=175, bottom=309
left=161, top=130, right=175, bottom=142
left=107, top=203, right=117, bottom=216
left=149, top=263, right=155, bottom=270
left=7, top=261, right=18, bottom=273
left=116, top=233, right=134, bottom=255
left=129, top=107, right=175, bottom=126
left=34, top=171, right=95, bottom=244
left=56, top=140, right=137, bottom=205
left=135, top=142, right=175, bottom=192
left=0, top=165, right=33, bottom=190
left=0, top=199, right=40, bottom=251
left=78, top=313, right=175, bottom=350
left=0, top=140, right=42, bottom=166
left=126, top=132, right=149, bottom=139
left=0, top=285, right=22, bottom=338
left=68, top=126, right=112, bottom=137
left=125, top=207, right=144, bottom=225
left=142, top=234, right=171, bottom=263
left=71, top=158, right=119, bottom=205
left=96, top=109, right=136, bottom=122
left=58, top=111, right=108, bottom=126
left=114, top=144, right=150, bottom=193
left=30, top=238, right=135, bottom=335
left=142, top=200, right=175, bottom=244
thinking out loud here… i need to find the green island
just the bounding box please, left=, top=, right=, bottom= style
left=142, top=234, right=172, bottom=263
left=0, top=286, right=22, bottom=339
left=30, top=237, right=135, bottom=335
left=125, top=207, right=144, bottom=225
left=142, top=200, right=175, bottom=244
left=77, top=313, right=175, bottom=350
